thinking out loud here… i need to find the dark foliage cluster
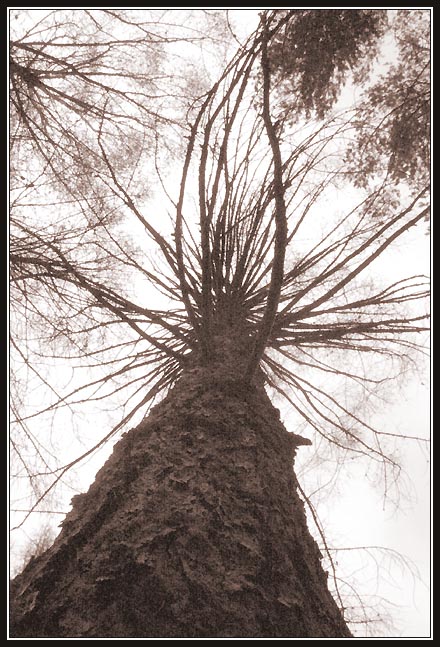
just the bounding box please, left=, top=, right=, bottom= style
left=268, top=10, right=387, bottom=119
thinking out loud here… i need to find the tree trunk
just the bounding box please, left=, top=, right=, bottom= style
left=10, top=362, right=352, bottom=638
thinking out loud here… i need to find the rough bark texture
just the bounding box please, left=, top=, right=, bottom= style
left=10, top=361, right=352, bottom=638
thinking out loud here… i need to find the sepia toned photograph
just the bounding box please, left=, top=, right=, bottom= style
left=8, top=7, right=431, bottom=639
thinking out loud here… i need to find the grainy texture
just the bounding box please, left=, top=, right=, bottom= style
left=10, top=364, right=352, bottom=638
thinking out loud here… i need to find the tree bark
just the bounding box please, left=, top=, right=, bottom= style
left=10, top=362, right=352, bottom=638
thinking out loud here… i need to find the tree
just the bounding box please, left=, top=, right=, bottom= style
left=267, top=9, right=388, bottom=119
left=267, top=9, right=430, bottom=193
left=10, top=523, right=57, bottom=581
left=345, top=9, right=430, bottom=194
left=9, top=7, right=230, bottom=512
left=9, top=9, right=430, bottom=638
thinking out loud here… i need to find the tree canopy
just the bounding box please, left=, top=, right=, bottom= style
left=267, top=9, right=430, bottom=192
left=268, top=9, right=388, bottom=119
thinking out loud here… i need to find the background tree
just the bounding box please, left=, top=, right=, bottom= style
left=345, top=9, right=430, bottom=194
left=9, top=7, right=231, bottom=518
left=10, top=523, right=57, bottom=580
left=9, top=9, right=430, bottom=637
left=267, top=9, right=430, bottom=192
